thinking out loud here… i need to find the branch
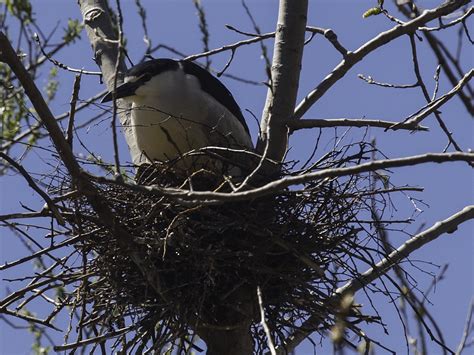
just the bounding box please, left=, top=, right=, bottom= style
left=0, top=152, right=64, bottom=225
left=419, top=6, right=473, bottom=32
left=93, top=152, right=474, bottom=203
left=77, top=0, right=142, bottom=164
left=393, top=1, right=473, bottom=115
left=0, top=31, right=164, bottom=301
left=294, top=0, right=470, bottom=120
left=288, top=118, right=428, bottom=131
left=257, top=0, right=309, bottom=162
left=277, top=205, right=474, bottom=353
left=53, top=326, right=134, bottom=351
left=401, top=69, right=473, bottom=126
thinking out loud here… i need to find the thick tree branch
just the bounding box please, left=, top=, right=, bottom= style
left=0, top=30, right=162, bottom=301
left=277, top=205, right=474, bottom=354
left=288, top=118, right=428, bottom=131
left=92, top=152, right=474, bottom=203
left=294, top=0, right=470, bottom=120
left=257, top=0, right=308, bottom=162
left=78, top=0, right=142, bottom=164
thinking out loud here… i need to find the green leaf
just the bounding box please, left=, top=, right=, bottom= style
left=363, top=7, right=382, bottom=18
left=63, top=19, right=83, bottom=43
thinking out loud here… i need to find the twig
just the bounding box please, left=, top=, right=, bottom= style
left=0, top=152, right=64, bottom=225
left=66, top=74, right=82, bottom=148
left=53, top=326, right=134, bottom=351
left=294, top=0, right=470, bottom=120
left=134, top=0, right=152, bottom=54
left=455, top=298, right=474, bottom=355
left=358, top=73, right=419, bottom=89
left=241, top=0, right=272, bottom=82
left=33, top=33, right=101, bottom=76
left=393, top=1, right=474, bottom=116
left=432, top=64, right=442, bottom=101
left=1, top=308, right=61, bottom=331
left=90, top=152, right=474, bottom=203
left=184, top=32, right=275, bottom=62
left=111, top=0, right=125, bottom=180
left=0, top=233, right=88, bottom=271
left=257, top=286, right=276, bottom=355
left=288, top=118, right=428, bottom=131
left=405, top=34, right=463, bottom=152
left=419, top=7, right=473, bottom=31
left=193, top=0, right=211, bottom=70
left=400, top=69, right=473, bottom=127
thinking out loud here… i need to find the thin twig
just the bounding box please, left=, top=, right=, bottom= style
left=257, top=286, right=276, bottom=355
left=0, top=152, right=64, bottom=225
left=455, top=298, right=474, bottom=355
left=358, top=73, right=419, bottom=89
left=419, top=7, right=473, bottom=31
left=66, top=74, right=82, bottom=148
left=33, top=33, right=101, bottom=76
left=294, top=0, right=470, bottom=120
left=54, top=326, right=134, bottom=351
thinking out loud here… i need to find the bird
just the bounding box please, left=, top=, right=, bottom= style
left=102, top=58, right=253, bottom=174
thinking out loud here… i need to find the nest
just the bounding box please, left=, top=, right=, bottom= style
left=58, top=143, right=388, bottom=353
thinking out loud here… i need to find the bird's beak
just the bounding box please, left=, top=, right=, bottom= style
left=101, top=81, right=140, bottom=103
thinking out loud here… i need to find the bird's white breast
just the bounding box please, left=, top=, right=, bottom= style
left=123, top=67, right=252, bottom=164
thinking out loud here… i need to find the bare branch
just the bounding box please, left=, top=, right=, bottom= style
left=93, top=152, right=474, bottom=203
left=257, top=286, right=276, bottom=355
left=33, top=33, right=101, bottom=76
left=54, top=326, right=134, bottom=351
left=0, top=152, right=64, bottom=225
left=258, top=0, right=309, bottom=162
left=78, top=0, right=141, bottom=164
left=294, top=0, right=470, bottom=120
left=278, top=205, right=474, bottom=353
left=66, top=74, right=82, bottom=148
left=393, top=1, right=474, bottom=115
left=0, top=30, right=164, bottom=300
left=288, top=118, right=428, bottom=132
left=401, top=69, right=473, bottom=126
left=419, top=7, right=473, bottom=32
left=456, top=298, right=474, bottom=355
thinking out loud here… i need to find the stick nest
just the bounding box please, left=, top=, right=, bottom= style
left=59, top=144, right=387, bottom=352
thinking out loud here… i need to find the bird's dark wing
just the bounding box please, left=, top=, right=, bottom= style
left=180, top=60, right=250, bottom=135
left=126, top=58, right=179, bottom=79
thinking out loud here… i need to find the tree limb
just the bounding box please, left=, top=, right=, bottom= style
left=294, top=0, right=470, bottom=120
left=78, top=0, right=142, bottom=164
left=0, top=30, right=163, bottom=302
left=92, top=152, right=474, bottom=203
left=277, top=205, right=474, bottom=354
left=288, top=118, right=428, bottom=131
left=257, top=0, right=309, bottom=162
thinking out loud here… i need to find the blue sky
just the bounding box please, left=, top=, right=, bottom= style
left=1, top=0, right=473, bottom=354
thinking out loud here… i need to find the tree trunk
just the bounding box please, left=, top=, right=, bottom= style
left=199, top=326, right=254, bottom=355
